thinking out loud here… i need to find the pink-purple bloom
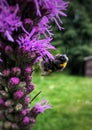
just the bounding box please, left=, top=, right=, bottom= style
left=17, top=36, right=55, bottom=59
left=0, top=1, right=22, bottom=42
left=34, top=0, right=69, bottom=29
left=35, top=99, right=51, bottom=113
left=29, top=16, right=53, bottom=38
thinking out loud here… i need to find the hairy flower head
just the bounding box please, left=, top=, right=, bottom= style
left=17, top=36, right=55, bottom=60
left=0, top=1, right=22, bottom=41
left=34, top=0, right=69, bottom=29
left=34, top=99, right=51, bottom=113
left=9, top=77, right=20, bottom=87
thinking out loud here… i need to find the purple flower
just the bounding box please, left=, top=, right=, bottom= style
left=9, top=77, right=20, bottom=87
left=34, top=0, right=69, bottom=30
left=0, top=1, right=22, bottom=41
left=0, top=98, right=4, bottom=105
left=14, top=90, right=24, bottom=99
left=29, top=16, right=53, bottom=38
left=35, top=99, right=51, bottom=113
left=22, top=116, right=30, bottom=125
left=17, top=36, right=55, bottom=60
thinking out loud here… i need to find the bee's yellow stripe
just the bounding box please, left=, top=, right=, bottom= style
left=59, top=62, right=67, bottom=68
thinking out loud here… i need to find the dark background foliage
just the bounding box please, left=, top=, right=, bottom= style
left=52, top=0, right=92, bottom=75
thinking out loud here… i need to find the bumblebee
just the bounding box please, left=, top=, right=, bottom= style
left=39, top=54, right=68, bottom=75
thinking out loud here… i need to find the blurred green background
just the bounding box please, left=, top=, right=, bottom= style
left=32, top=0, right=92, bottom=130
left=32, top=72, right=92, bottom=130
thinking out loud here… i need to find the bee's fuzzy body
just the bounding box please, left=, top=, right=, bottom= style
left=39, top=54, right=68, bottom=75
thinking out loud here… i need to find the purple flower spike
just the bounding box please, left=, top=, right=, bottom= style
left=35, top=99, right=51, bottom=113
left=14, top=90, right=24, bottom=99
left=9, top=77, right=20, bottom=87
left=0, top=0, right=69, bottom=129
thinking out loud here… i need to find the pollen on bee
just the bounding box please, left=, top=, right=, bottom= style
left=59, top=62, right=67, bottom=68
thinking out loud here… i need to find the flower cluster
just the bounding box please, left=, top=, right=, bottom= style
left=0, top=0, right=69, bottom=130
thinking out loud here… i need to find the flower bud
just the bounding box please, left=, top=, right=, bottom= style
left=17, top=47, right=27, bottom=55
left=14, top=90, right=24, bottom=99
left=24, top=95, right=30, bottom=105
left=15, top=103, right=23, bottom=111
left=22, top=116, right=30, bottom=125
left=0, top=98, right=4, bottom=105
left=27, top=83, right=35, bottom=93
left=11, top=123, right=18, bottom=130
left=2, top=69, right=10, bottom=77
left=30, top=52, right=36, bottom=59
left=4, top=121, right=12, bottom=129
left=12, top=67, right=21, bottom=76
left=26, top=75, right=32, bottom=84
left=9, top=77, right=20, bottom=87
left=5, top=45, right=13, bottom=56
left=0, top=90, right=9, bottom=98
left=0, top=58, right=3, bottom=63
left=21, top=109, right=30, bottom=116
left=5, top=100, right=13, bottom=107
left=24, top=67, right=32, bottom=75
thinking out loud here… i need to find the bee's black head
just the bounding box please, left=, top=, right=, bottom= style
left=55, top=54, right=68, bottom=63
